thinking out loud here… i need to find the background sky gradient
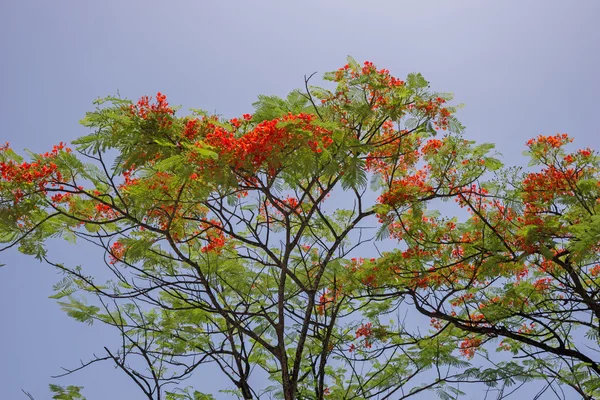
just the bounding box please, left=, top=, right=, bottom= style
left=1, top=1, right=599, bottom=399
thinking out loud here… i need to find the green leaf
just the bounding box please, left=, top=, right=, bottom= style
left=341, top=158, right=367, bottom=191
left=347, top=55, right=360, bottom=72
left=406, top=72, right=429, bottom=88
left=49, top=384, right=86, bottom=400
left=484, top=157, right=503, bottom=171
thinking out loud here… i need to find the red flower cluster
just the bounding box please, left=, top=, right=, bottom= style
left=202, top=113, right=333, bottom=172
left=282, top=196, right=299, bottom=210
left=459, top=337, right=482, bottom=359
left=317, top=288, right=341, bottom=315
left=121, top=168, right=140, bottom=188
left=421, top=138, right=444, bottom=155
left=532, top=277, right=552, bottom=291
left=522, top=166, right=581, bottom=206
left=526, top=133, right=572, bottom=148
left=183, top=118, right=200, bottom=140
left=129, top=92, right=174, bottom=127
left=50, top=192, right=71, bottom=203
left=94, top=202, right=118, bottom=220
left=109, top=241, right=126, bottom=264
left=1, top=143, right=69, bottom=203
left=378, top=169, right=432, bottom=207
left=334, top=61, right=404, bottom=88
left=1, top=160, right=58, bottom=187
left=415, top=98, right=451, bottom=130
left=355, top=322, right=373, bottom=349
left=200, top=219, right=227, bottom=254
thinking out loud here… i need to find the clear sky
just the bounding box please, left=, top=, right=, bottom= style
left=1, top=1, right=599, bottom=399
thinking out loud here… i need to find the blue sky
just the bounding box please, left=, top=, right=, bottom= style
left=1, top=1, right=599, bottom=399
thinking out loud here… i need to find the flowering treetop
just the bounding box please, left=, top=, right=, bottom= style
left=1, top=57, right=599, bottom=400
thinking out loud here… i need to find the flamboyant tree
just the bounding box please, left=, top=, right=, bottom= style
left=368, top=132, right=600, bottom=399
left=1, top=57, right=596, bottom=399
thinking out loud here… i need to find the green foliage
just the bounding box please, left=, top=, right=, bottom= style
left=252, top=90, right=312, bottom=121
left=49, top=384, right=86, bottom=400
left=1, top=60, right=598, bottom=400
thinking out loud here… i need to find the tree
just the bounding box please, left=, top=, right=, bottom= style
left=0, top=57, right=595, bottom=399
left=371, top=132, right=600, bottom=399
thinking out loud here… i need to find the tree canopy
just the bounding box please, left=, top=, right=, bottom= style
left=1, top=57, right=599, bottom=400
